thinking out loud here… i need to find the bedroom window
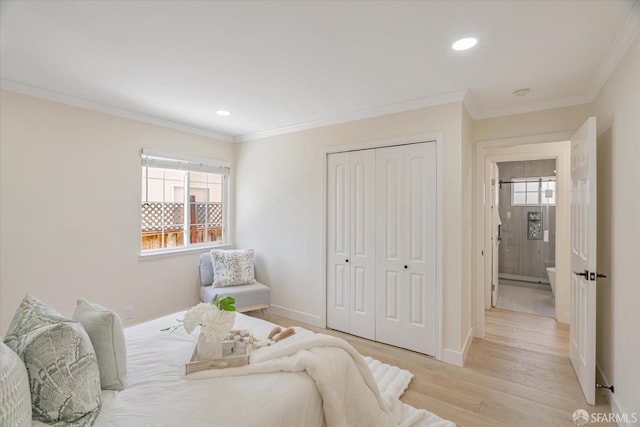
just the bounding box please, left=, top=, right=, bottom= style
left=510, top=177, right=556, bottom=206
left=141, top=149, right=230, bottom=253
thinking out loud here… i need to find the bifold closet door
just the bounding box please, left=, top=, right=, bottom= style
left=375, top=142, right=437, bottom=355
left=326, top=150, right=376, bottom=340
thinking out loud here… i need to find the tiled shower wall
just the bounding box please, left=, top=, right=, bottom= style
left=497, top=159, right=556, bottom=282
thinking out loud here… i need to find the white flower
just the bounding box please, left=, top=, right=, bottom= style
left=183, top=303, right=235, bottom=342
left=183, top=303, right=211, bottom=334
left=200, top=308, right=235, bottom=342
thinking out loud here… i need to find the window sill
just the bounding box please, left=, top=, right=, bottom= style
left=139, top=243, right=232, bottom=260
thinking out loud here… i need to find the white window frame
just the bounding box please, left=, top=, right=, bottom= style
left=510, top=176, right=556, bottom=207
left=140, top=149, right=231, bottom=256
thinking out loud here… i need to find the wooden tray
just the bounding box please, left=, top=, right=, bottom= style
left=185, top=346, right=249, bottom=375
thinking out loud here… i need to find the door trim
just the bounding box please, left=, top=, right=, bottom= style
left=473, top=132, right=573, bottom=338
left=323, top=132, right=444, bottom=361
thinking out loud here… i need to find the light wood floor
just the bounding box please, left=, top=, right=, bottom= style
left=262, top=309, right=614, bottom=427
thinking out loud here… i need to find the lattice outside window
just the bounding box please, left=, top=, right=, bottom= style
left=141, top=150, right=230, bottom=252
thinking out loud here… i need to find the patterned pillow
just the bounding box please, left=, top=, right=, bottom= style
left=0, top=341, right=32, bottom=427
left=3, top=294, right=67, bottom=353
left=211, top=249, right=257, bottom=288
left=3, top=295, right=102, bottom=426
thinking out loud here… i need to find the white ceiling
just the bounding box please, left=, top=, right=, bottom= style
left=1, top=0, right=638, bottom=141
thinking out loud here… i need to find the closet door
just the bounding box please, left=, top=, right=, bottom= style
left=327, top=151, right=376, bottom=339
left=375, top=142, right=437, bottom=355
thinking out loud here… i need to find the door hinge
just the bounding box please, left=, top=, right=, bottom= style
left=491, top=284, right=496, bottom=291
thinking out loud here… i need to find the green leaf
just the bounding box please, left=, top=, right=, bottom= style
left=211, top=295, right=236, bottom=311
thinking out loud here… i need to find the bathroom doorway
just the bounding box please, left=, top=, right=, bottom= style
left=493, top=159, right=556, bottom=318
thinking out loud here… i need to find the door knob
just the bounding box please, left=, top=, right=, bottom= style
left=404, top=265, right=408, bottom=269
left=345, top=259, right=349, bottom=263
left=573, top=270, right=588, bottom=278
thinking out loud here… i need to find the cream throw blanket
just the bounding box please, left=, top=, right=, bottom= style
left=187, top=329, right=455, bottom=427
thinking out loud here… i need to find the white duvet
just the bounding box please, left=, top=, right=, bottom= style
left=32, top=312, right=454, bottom=427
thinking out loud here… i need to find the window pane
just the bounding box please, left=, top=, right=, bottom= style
left=513, top=192, right=526, bottom=205
left=513, top=182, right=526, bottom=192
left=188, top=172, right=224, bottom=245
left=526, top=181, right=539, bottom=192
left=525, top=191, right=539, bottom=205
left=141, top=166, right=186, bottom=250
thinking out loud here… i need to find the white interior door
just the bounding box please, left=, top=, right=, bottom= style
left=491, top=164, right=501, bottom=307
left=327, top=151, right=376, bottom=340
left=327, top=152, right=350, bottom=333
left=375, top=142, right=437, bottom=355
left=348, top=150, right=376, bottom=339
left=570, top=116, right=598, bottom=405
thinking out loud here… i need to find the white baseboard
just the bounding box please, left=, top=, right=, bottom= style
left=609, top=393, right=633, bottom=427
left=557, top=311, right=570, bottom=324
left=268, top=304, right=324, bottom=328
left=443, top=327, right=474, bottom=367
left=596, top=363, right=637, bottom=427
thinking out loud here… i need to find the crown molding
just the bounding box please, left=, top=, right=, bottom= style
left=0, top=79, right=234, bottom=142
left=233, top=90, right=467, bottom=142
left=585, top=1, right=640, bottom=101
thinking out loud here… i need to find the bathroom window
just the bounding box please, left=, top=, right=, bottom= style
left=511, top=177, right=556, bottom=206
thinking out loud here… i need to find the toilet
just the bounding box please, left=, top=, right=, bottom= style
left=546, top=267, right=556, bottom=296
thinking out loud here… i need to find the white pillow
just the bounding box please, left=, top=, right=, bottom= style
left=211, top=249, right=257, bottom=288
left=73, top=298, right=127, bottom=391
left=0, top=341, right=31, bottom=427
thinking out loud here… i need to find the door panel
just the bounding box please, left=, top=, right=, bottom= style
left=384, top=272, right=400, bottom=320
left=409, top=157, right=425, bottom=261
left=409, top=273, right=425, bottom=325
left=327, top=150, right=375, bottom=340
left=569, top=116, right=597, bottom=405
left=327, top=153, right=350, bottom=331
left=376, top=142, right=436, bottom=355
left=353, top=162, right=367, bottom=256
left=348, top=150, right=376, bottom=339
left=384, top=159, right=401, bottom=260
left=333, top=265, right=347, bottom=309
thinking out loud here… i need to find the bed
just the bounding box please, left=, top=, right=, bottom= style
left=23, top=310, right=453, bottom=427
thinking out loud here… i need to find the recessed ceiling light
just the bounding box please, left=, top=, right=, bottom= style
left=512, top=88, right=530, bottom=97
left=452, top=37, right=477, bottom=51
left=216, top=110, right=231, bottom=117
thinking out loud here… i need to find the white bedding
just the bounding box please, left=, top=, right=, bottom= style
left=32, top=311, right=454, bottom=427
left=34, top=312, right=324, bottom=427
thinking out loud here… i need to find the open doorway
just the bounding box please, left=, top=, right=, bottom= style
left=474, top=136, right=573, bottom=339
left=492, top=159, right=557, bottom=318
left=474, top=119, right=599, bottom=406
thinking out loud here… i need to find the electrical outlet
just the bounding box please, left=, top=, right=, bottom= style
left=124, top=306, right=134, bottom=320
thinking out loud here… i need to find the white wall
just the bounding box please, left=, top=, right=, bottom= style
left=591, top=34, right=640, bottom=421
left=0, top=90, right=234, bottom=333
left=235, top=102, right=470, bottom=360
left=473, top=104, right=593, bottom=142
